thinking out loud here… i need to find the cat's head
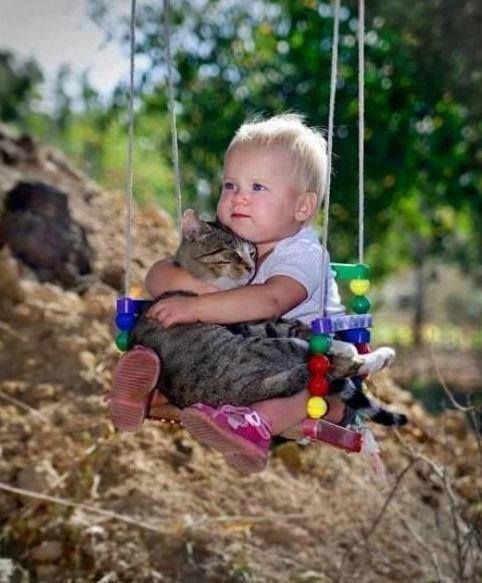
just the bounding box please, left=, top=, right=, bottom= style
left=174, top=209, right=257, bottom=290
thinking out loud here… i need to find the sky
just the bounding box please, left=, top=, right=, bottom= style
left=0, top=0, right=129, bottom=107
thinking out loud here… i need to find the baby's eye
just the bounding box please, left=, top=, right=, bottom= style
left=252, top=182, right=267, bottom=192
left=222, top=181, right=235, bottom=191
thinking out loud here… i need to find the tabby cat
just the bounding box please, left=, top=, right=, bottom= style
left=132, top=210, right=407, bottom=427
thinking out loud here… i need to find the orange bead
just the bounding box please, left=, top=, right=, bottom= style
left=307, top=354, right=331, bottom=376
left=308, top=376, right=329, bottom=396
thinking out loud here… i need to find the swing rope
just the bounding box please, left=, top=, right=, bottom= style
left=319, top=0, right=366, bottom=315
left=358, top=0, right=365, bottom=264
left=124, top=0, right=137, bottom=297
left=163, top=0, right=183, bottom=241
left=319, top=0, right=341, bottom=316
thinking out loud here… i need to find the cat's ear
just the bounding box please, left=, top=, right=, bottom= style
left=181, top=209, right=202, bottom=241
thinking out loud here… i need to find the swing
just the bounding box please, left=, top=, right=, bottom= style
left=114, top=0, right=371, bottom=453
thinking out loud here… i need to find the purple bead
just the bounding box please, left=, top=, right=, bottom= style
left=336, top=328, right=371, bottom=343
left=311, top=314, right=372, bottom=334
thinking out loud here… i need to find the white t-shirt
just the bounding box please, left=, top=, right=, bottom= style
left=251, top=226, right=345, bottom=325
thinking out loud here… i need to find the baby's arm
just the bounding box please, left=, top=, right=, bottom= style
left=147, top=275, right=307, bottom=326
left=145, top=258, right=219, bottom=298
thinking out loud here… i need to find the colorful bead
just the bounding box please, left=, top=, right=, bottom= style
left=349, top=295, right=371, bottom=314
left=307, top=396, right=328, bottom=419
left=337, top=328, right=371, bottom=344
left=307, top=354, right=331, bottom=376
left=309, top=334, right=332, bottom=354
left=115, top=331, right=131, bottom=351
left=115, top=313, right=137, bottom=332
left=308, top=376, right=329, bottom=396
left=349, top=279, right=370, bottom=295
left=330, top=262, right=371, bottom=281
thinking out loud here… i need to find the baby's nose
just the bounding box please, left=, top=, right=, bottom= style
left=232, top=188, right=249, bottom=205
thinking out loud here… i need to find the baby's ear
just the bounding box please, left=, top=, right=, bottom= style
left=181, top=209, right=202, bottom=241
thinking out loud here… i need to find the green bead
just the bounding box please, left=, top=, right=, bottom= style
left=349, top=295, right=371, bottom=314
left=115, top=331, right=131, bottom=351
left=309, top=334, right=332, bottom=354
left=330, top=263, right=371, bottom=281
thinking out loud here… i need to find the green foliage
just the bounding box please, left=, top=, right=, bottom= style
left=0, top=51, right=43, bottom=124
left=2, top=0, right=481, bottom=287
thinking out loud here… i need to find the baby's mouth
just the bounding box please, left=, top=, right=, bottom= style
left=231, top=212, right=250, bottom=218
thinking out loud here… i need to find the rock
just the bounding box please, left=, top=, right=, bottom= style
left=17, top=461, right=60, bottom=493
left=26, top=384, right=57, bottom=403
left=0, top=247, right=25, bottom=303
left=254, top=522, right=311, bottom=547
left=0, top=181, right=93, bottom=288
left=79, top=350, right=96, bottom=371
left=30, top=541, right=63, bottom=563
left=274, top=441, right=304, bottom=474
left=456, top=475, right=480, bottom=502
left=0, top=558, right=29, bottom=583
left=82, top=283, right=117, bottom=319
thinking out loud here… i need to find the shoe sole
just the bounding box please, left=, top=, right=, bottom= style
left=181, top=408, right=267, bottom=473
left=110, top=347, right=160, bottom=432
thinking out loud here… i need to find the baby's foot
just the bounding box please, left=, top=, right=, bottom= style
left=358, top=347, right=395, bottom=375
left=108, top=346, right=160, bottom=431
left=181, top=404, right=272, bottom=473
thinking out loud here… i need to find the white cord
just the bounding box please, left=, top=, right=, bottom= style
left=358, top=0, right=365, bottom=264
left=319, top=0, right=341, bottom=316
left=163, top=0, right=183, bottom=240
left=124, top=0, right=136, bottom=297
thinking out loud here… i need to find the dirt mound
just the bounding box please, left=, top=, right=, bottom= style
left=0, top=128, right=480, bottom=582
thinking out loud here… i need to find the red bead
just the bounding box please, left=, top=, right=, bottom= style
left=307, top=354, right=331, bottom=376
left=308, top=376, right=329, bottom=396
left=355, top=343, right=371, bottom=355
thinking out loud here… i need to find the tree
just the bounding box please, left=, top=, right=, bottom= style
left=0, top=51, right=43, bottom=125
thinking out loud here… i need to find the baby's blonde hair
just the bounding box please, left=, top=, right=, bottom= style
left=226, top=113, right=328, bottom=210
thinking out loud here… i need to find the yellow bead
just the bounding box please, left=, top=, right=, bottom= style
left=349, top=279, right=370, bottom=295
left=129, top=284, right=144, bottom=299
left=307, top=396, right=328, bottom=419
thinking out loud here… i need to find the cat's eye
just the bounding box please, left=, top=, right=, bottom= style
left=197, top=249, right=225, bottom=259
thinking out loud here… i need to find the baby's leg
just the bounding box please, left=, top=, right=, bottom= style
left=253, top=391, right=347, bottom=435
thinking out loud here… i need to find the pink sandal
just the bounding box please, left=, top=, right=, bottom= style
left=108, top=346, right=160, bottom=432
left=181, top=403, right=272, bottom=473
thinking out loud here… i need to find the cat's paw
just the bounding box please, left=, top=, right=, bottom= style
left=358, top=347, right=395, bottom=375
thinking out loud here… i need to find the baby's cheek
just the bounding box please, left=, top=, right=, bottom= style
left=216, top=201, right=229, bottom=224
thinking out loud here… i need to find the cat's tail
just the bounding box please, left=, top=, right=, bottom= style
left=330, top=378, right=408, bottom=427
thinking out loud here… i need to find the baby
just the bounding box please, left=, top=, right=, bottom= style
left=110, top=114, right=394, bottom=472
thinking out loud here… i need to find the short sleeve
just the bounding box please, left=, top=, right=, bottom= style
left=262, top=239, right=323, bottom=299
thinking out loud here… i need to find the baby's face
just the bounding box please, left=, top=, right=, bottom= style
left=217, top=144, right=310, bottom=256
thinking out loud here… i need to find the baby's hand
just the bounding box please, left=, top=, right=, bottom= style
left=146, top=296, right=200, bottom=327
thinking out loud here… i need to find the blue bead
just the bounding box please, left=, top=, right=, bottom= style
left=337, top=328, right=371, bottom=344
left=115, top=313, right=137, bottom=331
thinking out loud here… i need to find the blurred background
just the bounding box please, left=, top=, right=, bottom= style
left=1, top=0, right=481, bottom=409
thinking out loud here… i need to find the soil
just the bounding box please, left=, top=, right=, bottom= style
left=0, top=125, right=480, bottom=582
